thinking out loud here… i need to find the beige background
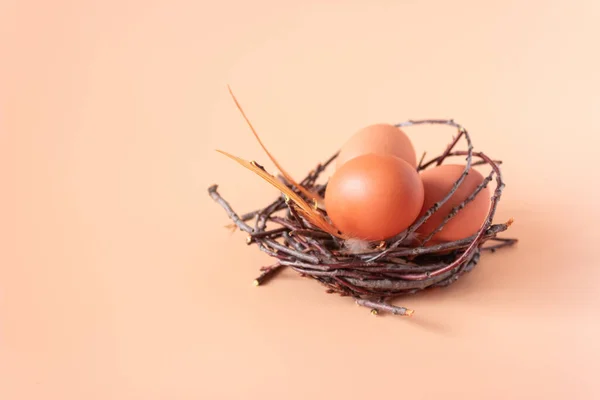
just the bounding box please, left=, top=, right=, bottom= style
left=2, top=1, right=600, bottom=399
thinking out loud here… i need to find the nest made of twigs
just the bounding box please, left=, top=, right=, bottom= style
left=209, top=119, right=517, bottom=316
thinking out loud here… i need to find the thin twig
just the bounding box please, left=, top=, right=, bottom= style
left=254, top=263, right=286, bottom=286
left=247, top=227, right=288, bottom=244
left=208, top=185, right=253, bottom=234
left=355, top=299, right=414, bottom=316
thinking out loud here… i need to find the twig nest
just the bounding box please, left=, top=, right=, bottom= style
left=210, top=118, right=517, bottom=317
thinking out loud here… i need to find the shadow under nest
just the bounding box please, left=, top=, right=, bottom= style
left=209, top=119, right=517, bottom=316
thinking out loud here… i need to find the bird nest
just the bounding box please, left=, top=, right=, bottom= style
left=209, top=118, right=517, bottom=317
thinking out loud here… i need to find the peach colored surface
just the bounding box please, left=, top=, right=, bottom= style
left=2, top=1, right=600, bottom=399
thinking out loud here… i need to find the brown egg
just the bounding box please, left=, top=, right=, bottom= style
left=417, top=164, right=491, bottom=242
left=325, top=153, right=424, bottom=241
left=335, top=123, right=417, bottom=170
